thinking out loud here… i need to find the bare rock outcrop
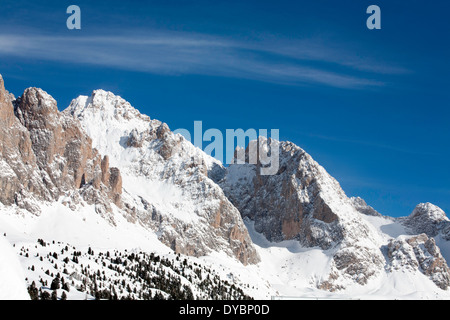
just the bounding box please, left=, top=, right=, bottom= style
left=387, top=234, right=450, bottom=290
left=0, top=75, right=122, bottom=214
left=0, top=76, right=43, bottom=209
left=350, top=197, right=383, bottom=217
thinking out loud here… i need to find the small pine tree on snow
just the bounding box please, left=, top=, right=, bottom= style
left=62, top=281, right=70, bottom=292
left=61, top=291, right=67, bottom=301
left=50, top=276, right=61, bottom=290
left=37, top=239, right=46, bottom=247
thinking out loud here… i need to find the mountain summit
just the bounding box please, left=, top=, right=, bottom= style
left=220, top=138, right=386, bottom=290
left=66, top=89, right=259, bottom=265
left=0, top=76, right=122, bottom=216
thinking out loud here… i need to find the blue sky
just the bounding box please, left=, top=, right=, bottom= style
left=0, top=0, right=449, bottom=217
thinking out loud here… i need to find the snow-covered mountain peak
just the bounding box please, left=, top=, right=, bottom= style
left=410, top=203, right=448, bottom=222
left=400, top=202, right=449, bottom=238
left=68, top=89, right=152, bottom=126
left=221, top=137, right=386, bottom=290
left=18, top=87, right=57, bottom=112
left=66, top=89, right=221, bottom=172
left=65, top=90, right=259, bottom=265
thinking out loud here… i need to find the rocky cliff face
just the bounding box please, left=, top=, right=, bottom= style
left=0, top=75, right=122, bottom=216
left=220, top=138, right=385, bottom=290
left=0, top=75, right=40, bottom=211
left=387, top=233, right=450, bottom=290
left=65, top=90, right=259, bottom=265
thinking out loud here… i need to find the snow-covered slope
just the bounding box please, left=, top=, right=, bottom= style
left=9, top=234, right=253, bottom=300
left=244, top=218, right=450, bottom=299
left=0, top=236, right=29, bottom=300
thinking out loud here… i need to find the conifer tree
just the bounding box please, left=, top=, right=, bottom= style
left=27, top=282, right=39, bottom=300
left=50, top=276, right=61, bottom=290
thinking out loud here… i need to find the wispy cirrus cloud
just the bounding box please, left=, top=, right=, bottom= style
left=0, top=31, right=404, bottom=89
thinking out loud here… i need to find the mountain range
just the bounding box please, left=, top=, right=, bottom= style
left=0, top=73, right=449, bottom=300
